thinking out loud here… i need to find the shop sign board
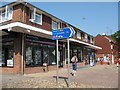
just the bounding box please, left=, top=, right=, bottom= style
left=52, top=27, right=75, bottom=39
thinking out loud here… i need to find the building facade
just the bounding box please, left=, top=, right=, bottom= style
left=95, top=34, right=118, bottom=64
left=0, top=1, right=101, bottom=74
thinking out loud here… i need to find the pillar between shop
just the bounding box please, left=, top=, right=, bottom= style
left=13, top=33, right=22, bottom=74
left=82, top=48, right=85, bottom=66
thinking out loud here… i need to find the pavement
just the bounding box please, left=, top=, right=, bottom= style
left=1, top=64, right=119, bottom=88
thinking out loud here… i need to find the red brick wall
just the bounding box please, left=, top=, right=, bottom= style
left=95, top=34, right=112, bottom=54
left=1, top=4, right=24, bottom=25
left=23, top=5, right=52, bottom=31
left=13, top=4, right=23, bottom=22
left=2, top=33, right=22, bottom=74
left=1, top=4, right=52, bottom=32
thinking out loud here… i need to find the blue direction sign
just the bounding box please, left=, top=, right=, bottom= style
left=52, top=27, right=75, bottom=39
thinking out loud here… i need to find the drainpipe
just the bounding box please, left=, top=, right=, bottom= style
left=21, top=3, right=27, bottom=75
left=22, top=34, right=24, bottom=75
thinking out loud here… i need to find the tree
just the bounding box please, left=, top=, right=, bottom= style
left=111, top=30, right=120, bottom=41
left=111, top=30, right=120, bottom=58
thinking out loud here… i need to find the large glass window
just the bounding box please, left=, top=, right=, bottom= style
left=67, top=48, right=83, bottom=63
left=52, top=20, right=58, bottom=30
left=1, top=7, right=13, bottom=22
left=25, top=41, right=57, bottom=67
left=29, top=10, right=42, bottom=25
left=48, top=45, right=56, bottom=65
left=1, top=41, right=14, bottom=67
left=104, top=54, right=109, bottom=62
left=26, top=42, right=42, bottom=66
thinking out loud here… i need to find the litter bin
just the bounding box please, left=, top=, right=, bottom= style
left=43, top=63, right=48, bottom=72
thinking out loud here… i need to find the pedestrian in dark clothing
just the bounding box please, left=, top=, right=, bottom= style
left=71, top=54, right=78, bottom=76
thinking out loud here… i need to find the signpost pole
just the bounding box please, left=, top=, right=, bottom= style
left=67, top=39, right=70, bottom=88
left=52, top=27, right=74, bottom=88
left=56, top=39, right=59, bottom=87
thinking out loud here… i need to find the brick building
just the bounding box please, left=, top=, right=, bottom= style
left=95, top=34, right=118, bottom=64
left=0, top=1, right=101, bottom=74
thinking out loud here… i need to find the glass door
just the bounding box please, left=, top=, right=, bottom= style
left=43, top=49, right=49, bottom=65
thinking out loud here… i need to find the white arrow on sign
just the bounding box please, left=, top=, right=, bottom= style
left=69, top=27, right=75, bottom=37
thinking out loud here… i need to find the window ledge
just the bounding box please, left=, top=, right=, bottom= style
left=29, top=19, right=42, bottom=26
left=0, top=18, right=12, bottom=23
left=77, top=37, right=81, bottom=39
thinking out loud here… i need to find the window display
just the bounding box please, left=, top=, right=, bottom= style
left=25, top=35, right=63, bottom=67
left=2, top=41, right=14, bottom=67
left=26, top=47, right=32, bottom=66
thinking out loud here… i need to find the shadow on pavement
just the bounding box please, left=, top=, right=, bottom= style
left=53, top=76, right=68, bottom=87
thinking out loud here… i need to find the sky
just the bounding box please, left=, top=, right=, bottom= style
left=0, top=1, right=118, bottom=36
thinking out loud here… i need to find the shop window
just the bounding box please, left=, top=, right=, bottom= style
left=1, top=6, right=13, bottom=23
left=104, top=54, right=109, bottom=62
left=52, top=20, right=58, bottom=30
left=1, top=42, right=14, bottom=67
left=48, top=45, right=56, bottom=65
left=77, top=31, right=81, bottom=39
left=25, top=41, right=57, bottom=67
left=68, top=48, right=83, bottom=63
left=29, top=9, right=42, bottom=25
left=26, top=42, right=42, bottom=66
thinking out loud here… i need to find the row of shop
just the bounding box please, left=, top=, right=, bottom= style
left=1, top=31, right=96, bottom=74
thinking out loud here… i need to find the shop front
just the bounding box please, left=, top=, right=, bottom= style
left=0, top=22, right=101, bottom=74
left=25, top=35, right=63, bottom=68
left=1, top=30, right=64, bottom=74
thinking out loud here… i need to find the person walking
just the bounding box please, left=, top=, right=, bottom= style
left=71, top=54, right=78, bottom=76
left=43, top=55, right=48, bottom=72
left=116, top=58, right=119, bottom=69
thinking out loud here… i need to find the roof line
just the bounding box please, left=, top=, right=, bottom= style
left=0, top=0, right=94, bottom=37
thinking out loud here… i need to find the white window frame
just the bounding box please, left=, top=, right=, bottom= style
left=90, top=37, right=93, bottom=43
left=77, top=31, right=81, bottom=39
left=57, top=22, right=61, bottom=29
left=84, top=34, right=88, bottom=42
left=52, top=20, right=58, bottom=30
left=29, top=9, right=42, bottom=25
left=0, top=6, right=13, bottom=23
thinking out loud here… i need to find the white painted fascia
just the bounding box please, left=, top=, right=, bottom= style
left=69, top=38, right=102, bottom=50
left=0, top=21, right=52, bottom=35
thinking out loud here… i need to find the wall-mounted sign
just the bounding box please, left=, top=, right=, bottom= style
left=7, top=58, right=13, bottom=67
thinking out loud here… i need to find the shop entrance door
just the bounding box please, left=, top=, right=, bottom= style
left=59, top=50, right=63, bottom=67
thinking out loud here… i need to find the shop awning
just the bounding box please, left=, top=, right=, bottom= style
left=0, top=21, right=102, bottom=50
left=0, top=21, right=52, bottom=39
left=68, top=38, right=102, bottom=50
